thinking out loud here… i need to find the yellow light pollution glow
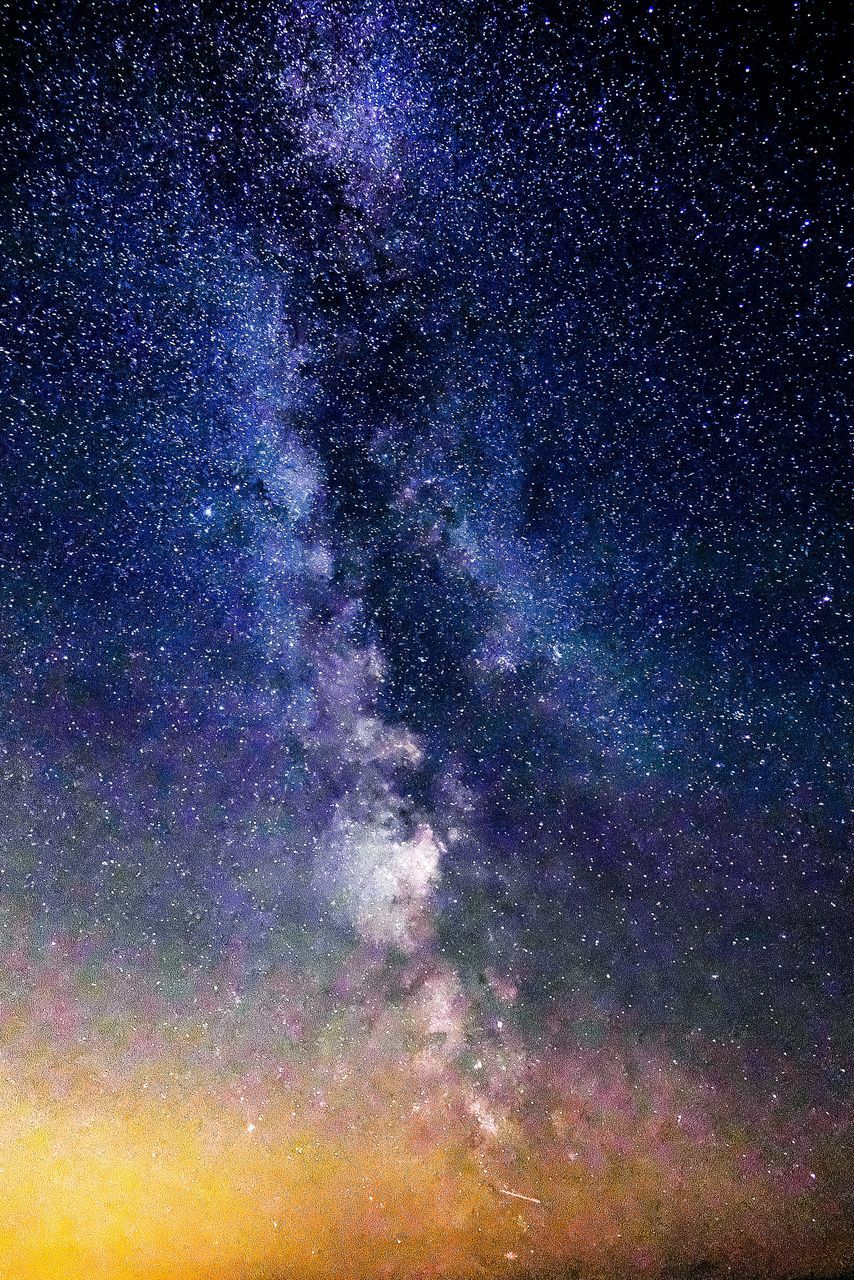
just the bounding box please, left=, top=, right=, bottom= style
left=0, top=927, right=849, bottom=1280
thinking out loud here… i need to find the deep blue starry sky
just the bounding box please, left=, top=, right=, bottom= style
left=0, top=1, right=850, bottom=1274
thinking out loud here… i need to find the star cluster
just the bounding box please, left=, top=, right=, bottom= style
left=0, top=0, right=850, bottom=1276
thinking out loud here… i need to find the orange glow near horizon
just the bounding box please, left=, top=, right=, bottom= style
left=0, top=928, right=849, bottom=1280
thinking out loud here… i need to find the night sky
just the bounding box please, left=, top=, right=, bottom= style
left=0, top=1, right=851, bottom=1276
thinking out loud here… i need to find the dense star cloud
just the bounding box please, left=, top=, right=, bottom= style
left=0, top=0, right=850, bottom=1276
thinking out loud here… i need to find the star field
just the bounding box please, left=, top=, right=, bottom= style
left=0, top=1, right=850, bottom=1276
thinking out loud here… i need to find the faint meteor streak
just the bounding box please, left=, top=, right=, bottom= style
left=498, top=1187, right=542, bottom=1205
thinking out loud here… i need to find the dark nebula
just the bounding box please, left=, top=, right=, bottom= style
left=0, top=1, right=850, bottom=1276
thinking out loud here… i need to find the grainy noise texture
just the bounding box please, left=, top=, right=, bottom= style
left=0, top=0, right=850, bottom=1277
